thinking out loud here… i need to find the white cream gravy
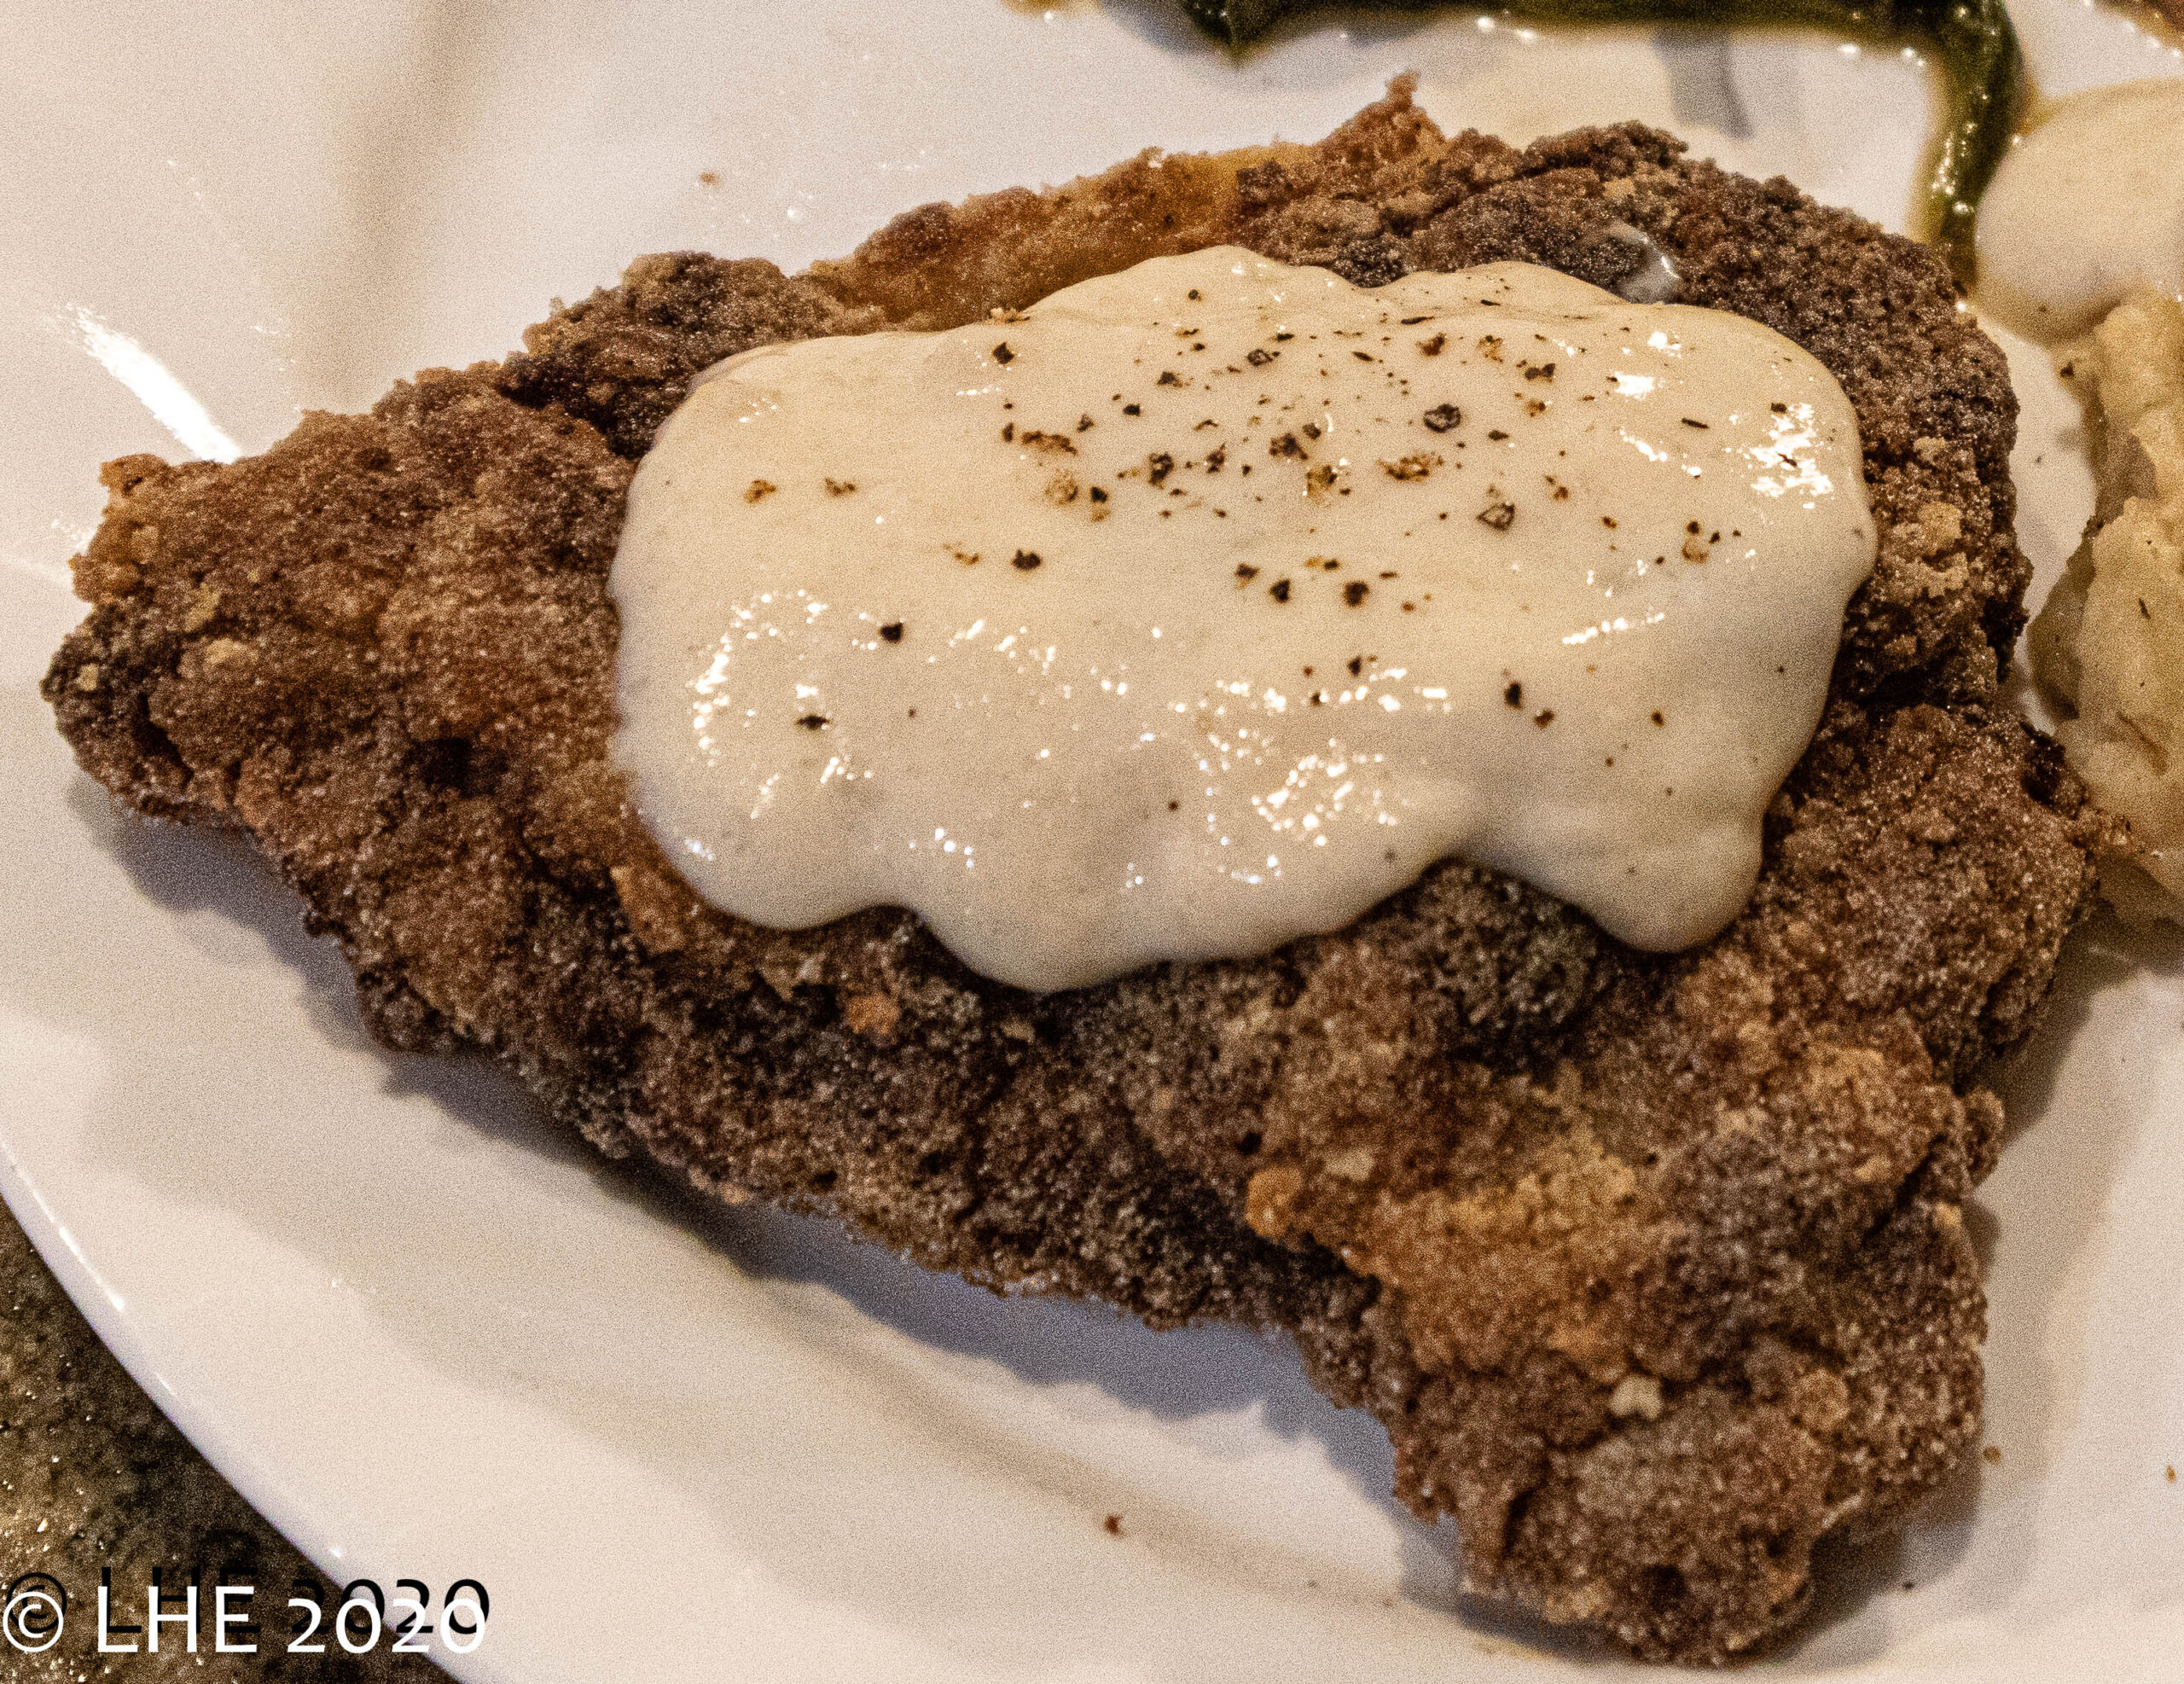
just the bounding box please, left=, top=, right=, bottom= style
left=611, top=249, right=1873, bottom=990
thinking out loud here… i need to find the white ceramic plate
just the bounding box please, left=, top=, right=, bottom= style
left=3, top=3, right=2182, bottom=1678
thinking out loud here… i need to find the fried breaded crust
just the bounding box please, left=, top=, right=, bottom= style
left=45, top=86, right=2103, bottom=1661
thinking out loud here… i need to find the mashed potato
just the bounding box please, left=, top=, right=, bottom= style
left=2029, top=287, right=2184, bottom=920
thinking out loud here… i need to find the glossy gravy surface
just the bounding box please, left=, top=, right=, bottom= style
left=612, top=250, right=1874, bottom=990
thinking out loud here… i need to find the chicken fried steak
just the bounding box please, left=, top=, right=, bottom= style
left=44, top=87, right=2105, bottom=1662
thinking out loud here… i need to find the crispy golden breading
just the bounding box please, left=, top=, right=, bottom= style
left=45, top=86, right=2104, bottom=1661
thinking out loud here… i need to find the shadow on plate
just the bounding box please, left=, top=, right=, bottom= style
left=49, top=780, right=1507, bottom=1655
left=38, top=752, right=2164, bottom=1675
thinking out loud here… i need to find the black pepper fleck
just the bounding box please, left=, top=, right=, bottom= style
left=1012, top=549, right=1043, bottom=570
left=879, top=622, right=903, bottom=642
left=1424, top=404, right=1461, bottom=433
left=992, top=342, right=1014, bottom=363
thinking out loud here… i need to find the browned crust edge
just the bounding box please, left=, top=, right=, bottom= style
left=43, top=84, right=2105, bottom=1662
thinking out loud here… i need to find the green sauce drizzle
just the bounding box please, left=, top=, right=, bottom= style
left=1178, top=0, right=2022, bottom=282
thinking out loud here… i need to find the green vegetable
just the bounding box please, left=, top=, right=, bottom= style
left=1177, top=0, right=2022, bottom=283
